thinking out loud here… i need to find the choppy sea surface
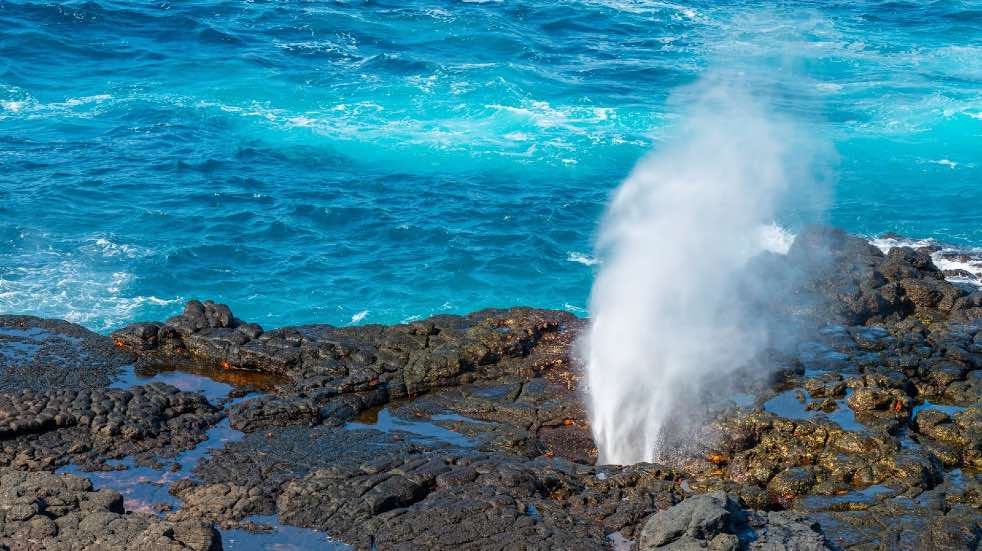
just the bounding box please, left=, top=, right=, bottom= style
left=2, top=0, right=981, bottom=331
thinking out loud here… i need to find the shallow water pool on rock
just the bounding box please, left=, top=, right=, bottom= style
left=0, top=327, right=50, bottom=362
left=797, top=341, right=852, bottom=372
left=795, top=484, right=900, bottom=513
left=111, top=362, right=286, bottom=405
left=911, top=400, right=967, bottom=418
left=763, top=388, right=863, bottom=432
left=345, top=405, right=480, bottom=448
left=221, top=515, right=349, bottom=550
left=56, top=418, right=243, bottom=512
left=57, top=363, right=345, bottom=548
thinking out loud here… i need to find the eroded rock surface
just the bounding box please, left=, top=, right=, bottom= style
left=0, top=469, right=220, bottom=551
left=275, top=453, right=687, bottom=550
left=0, top=384, right=220, bottom=472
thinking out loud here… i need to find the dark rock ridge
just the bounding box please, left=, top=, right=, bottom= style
left=113, top=299, right=584, bottom=436
left=0, top=226, right=978, bottom=549
left=109, top=227, right=979, bottom=550
left=275, top=453, right=679, bottom=549
left=753, top=225, right=982, bottom=327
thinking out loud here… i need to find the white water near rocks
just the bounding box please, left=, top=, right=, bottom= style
left=583, top=76, right=825, bottom=465
left=870, top=237, right=982, bottom=288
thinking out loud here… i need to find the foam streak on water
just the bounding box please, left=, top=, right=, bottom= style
left=1, top=1, right=981, bottom=330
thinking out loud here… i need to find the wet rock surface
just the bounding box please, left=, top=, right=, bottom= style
left=0, top=469, right=220, bottom=550
left=0, top=316, right=130, bottom=392
left=0, top=384, right=220, bottom=472
left=637, top=492, right=829, bottom=550
left=0, top=227, right=979, bottom=549
left=272, top=449, right=687, bottom=550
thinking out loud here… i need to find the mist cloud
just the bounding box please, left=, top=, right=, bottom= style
left=583, top=75, right=828, bottom=465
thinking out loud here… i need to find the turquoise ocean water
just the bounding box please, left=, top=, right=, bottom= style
left=1, top=0, right=980, bottom=331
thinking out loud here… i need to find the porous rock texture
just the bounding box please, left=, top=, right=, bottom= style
left=0, top=469, right=219, bottom=551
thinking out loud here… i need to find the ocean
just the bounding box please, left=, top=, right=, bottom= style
left=1, top=0, right=980, bottom=331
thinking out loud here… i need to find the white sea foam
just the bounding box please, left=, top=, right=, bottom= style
left=933, top=254, right=982, bottom=286
left=585, top=0, right=703, bottom=21
left=287, top=116, right=316, bottom=127
left=83, top=237, right=150, bottom=259
left=928, top=159, right=958, bottom=169
left=563, top=303, right=587, bottom=314
left=62, top=94, right=111, bottom=107
left=0, top=260, right=181, bottom=332
left=567, top=251, right=601, bottom=266
left=0, top=231, right=180, bottom=332
left=0, top=92, right=113, bottom=120
left=869, top=236, right=936, bottom=253
left=0, top=85, right=36, bottom=116
left=758, top=223, right=795, bottom=255
left=486, top=101, right=616, bottom=131
left=350, top=310, right=369, bottom=324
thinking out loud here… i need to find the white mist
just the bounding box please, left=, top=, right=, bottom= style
left=584, top=78, right=815, bottom=465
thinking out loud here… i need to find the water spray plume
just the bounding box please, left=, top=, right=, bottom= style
left=584, top=76, right=821, bottom=465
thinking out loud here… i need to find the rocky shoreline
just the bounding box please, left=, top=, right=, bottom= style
left=0, top=226, right=979, bottom=550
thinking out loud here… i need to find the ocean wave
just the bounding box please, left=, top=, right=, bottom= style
left=0, top=229, right=181, bottom=332
left=2, top=0, right=982, bottom=333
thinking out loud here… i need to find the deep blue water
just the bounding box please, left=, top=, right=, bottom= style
left=1, top=0, right=980, bottom=331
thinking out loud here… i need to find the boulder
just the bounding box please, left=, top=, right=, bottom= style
left=637, top=492, right=829, bottom=550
